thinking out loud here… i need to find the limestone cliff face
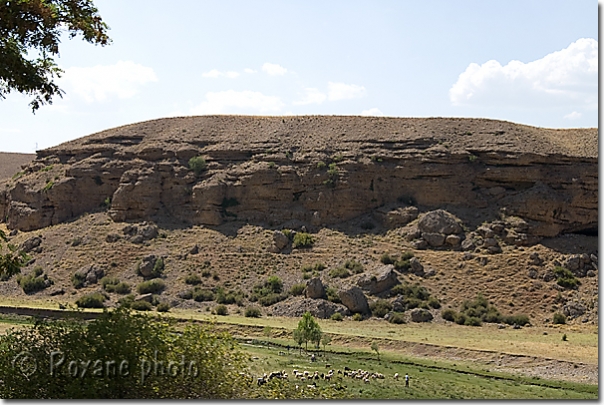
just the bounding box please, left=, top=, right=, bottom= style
left=0, top=116, right=597, bottom=237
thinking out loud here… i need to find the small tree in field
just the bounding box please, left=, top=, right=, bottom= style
left=263, top=326, right=272, bottom=348
left=294, top=311, right=322, bottom=352
left=293, top=328, right=305, bottom=355
left=321, top=334, right=332, bottom=359
left=371, top=341, right=380, bottom=362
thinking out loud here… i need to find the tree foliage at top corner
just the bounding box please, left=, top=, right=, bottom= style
left=0, top=0, right=110, bottom=112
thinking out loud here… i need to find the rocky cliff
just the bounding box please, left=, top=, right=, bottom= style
left=0, top=116, right=597, bottom=238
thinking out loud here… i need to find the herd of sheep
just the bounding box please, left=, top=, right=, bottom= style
left=251, top=365, right=395, bottom=389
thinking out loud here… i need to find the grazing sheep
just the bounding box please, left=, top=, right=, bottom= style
left=394, top=373, right=399, bottom=380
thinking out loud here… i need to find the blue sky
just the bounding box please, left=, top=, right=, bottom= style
left=0, top=0, right=598, bottom=153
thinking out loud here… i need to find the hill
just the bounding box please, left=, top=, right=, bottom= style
left=0, top=115, right=597, bottom=327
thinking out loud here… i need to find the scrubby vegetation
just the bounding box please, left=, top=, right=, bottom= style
left=441, top=293, right=530, bottom=327
left=553, top=312, right=567, bottom=324
left=215, top=286, right=246, bottom=305
left=131, top=300, right=153, bottom=311
left=17, top=267, right=51, bottom=294
left=214, top=304, right=228, bottom=316
left=329, top=259, right=364, bottom=279
left=325, top=286, right=341, bottom=303
left=250, top=276, right=287, bottom=306
left=389, top=282, right=436, bottom=311
left=330, top=312, right=343, bottom=321
left=102, top=277, right=131, bottom=294
left=185, top=274, right=202, bottom=285
left=380, top=251, right=414, bottom=271
left=245, top=306, right=262, bottom=318
left=553, top=266, right=579, bottom=289
left=289, top=283, right=306, bottom=296
left=370, top=299, right=393, bottom=318
left=137, top=279, right=165, bottom=295
left=76, top=292, right=107, bottom=308
left=188, top=155, right=207, bottom=175
left=292, top=232, right=314, bottom=248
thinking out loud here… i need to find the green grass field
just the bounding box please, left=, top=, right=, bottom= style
left=241, top=343, right=597, bottom=399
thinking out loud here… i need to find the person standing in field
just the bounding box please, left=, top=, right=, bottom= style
left=405, top=373, right=409, bottom=387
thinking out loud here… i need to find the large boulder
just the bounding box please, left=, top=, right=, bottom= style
left=422, top=232, right=445, bottom=247
left=563, top=302, right=586, bottom=318
left=305, top=277, right=325, bottom=299
left=339, top=287, right=370, bottom=314
left=138, top=255, right=157, bottom=277
left=20, top=236, right=42, bottom=253
left=273, top=230, right=290, bottom=251
left=410, top=308, right=433, bottom=322
left=418, top=210, right=463, bottom=235
left=409, top=257, right=425, bottom=276
left=75, top=264, right=104, bottom=287
left=356, top=265, right=399, bottom=295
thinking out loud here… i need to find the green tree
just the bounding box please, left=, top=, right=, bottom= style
left=263, top=325, right=272, bottom=348
left=321, top=334, right=332, bottom=359
left=292, top=328, right=305, bottom=355
left=293, top=311, right=322, bottom=352
left=371, top=341, right=380, bottom=362
left=0, top=229, right=29, bottom=280
left=0, top=0, right=110, bottom=112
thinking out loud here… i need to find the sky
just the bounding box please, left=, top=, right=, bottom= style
left=0, top=0, right=599, bottom=153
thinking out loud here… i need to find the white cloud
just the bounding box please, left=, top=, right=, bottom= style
left=564, top=111, right=583, bottom=120
left=202, top=69, right=240, bottom=78
left=293, top=88, right=327, bottom=105
left=327, top=82, right=367, bottom=101
left=449, top=38, right=598, bottom=109
left=244, top=68, right=257, bottom=74
left=63, top=61, right=157, bottom=102
left=262, top=63, right=287, bottom=76
left=360, top=108, right=384, bottom=116
left=191, top=90, right=285, bottom=114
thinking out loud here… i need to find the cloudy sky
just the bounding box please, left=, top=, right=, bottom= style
left=0, top=0, right=598, bottom=153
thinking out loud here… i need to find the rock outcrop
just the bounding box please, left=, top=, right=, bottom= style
left=357, top=265, right=399, bottom=294
left=339, top=286, right=370, bottom=314
left=305, top=277, right=325, bottom=299
left=0, top=116, right=597, bottom=238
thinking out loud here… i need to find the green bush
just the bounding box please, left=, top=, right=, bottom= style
left=76, top=292, right=106, bottom=308
left=266, top=276, right=283, bottom=293
left=325, top=287, right=341, bottom=303
left=117, top=294, right=135, bottom=308
left=441, top=308, right=457, bottom=322
left=329, top=267, right=350, bottom=279
left=301, top=263, right=325, bottom=272
left=502, top=314, right=530, bottom=327
left=464, top=316, right=482, bottom=327
left=101, top=277, right=120, bottom=288
left=137, top=279, right=165, bottom=295
left=427, top=297, right=441, bottom=309
left=330, top=312, right=343, bottom=321
left=188, top=156, right=207, bottom=175
left=380, top=253, right=395, bottom=265
left=454, top=313, right=468, bottom=325
left=214, top=304, right=228, bottom=316
left=370, top=299, right=393, bottom=318
left=388, top=313, right=406, bottom=324
left=302, top=272, right=311, bottom=280
left=18, top=271, right=50, bottom=294
left=151, top=258, right=165, bottom=278
left=102, top=277, right=131, bottom=294
left=71, top=272, right=86, bottom=289
left=553, top=312, right=566, bottom=325
left=316, top=161, right=326, bottom=169
left=185, top=274, right=202, bottom=285
left=343, top=259, right=364, bottom=274
left=289, top=283, right=306, bottom=296
left=215, top=287, right=245, bottom=305
left=0, top=307, right=265, bottom=399
left=352, top=313, right=363, bottom=321
left=245, top=306, right=262, bottom=318
left=131, top=300, right=153, bottom=311
left=192, top=288, right=215, bottom=302
left=292, top=232, right=314, bottom=248
left=156, top=302, right=170, bottom=312
left=553, top=266, right=579, bottom=289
